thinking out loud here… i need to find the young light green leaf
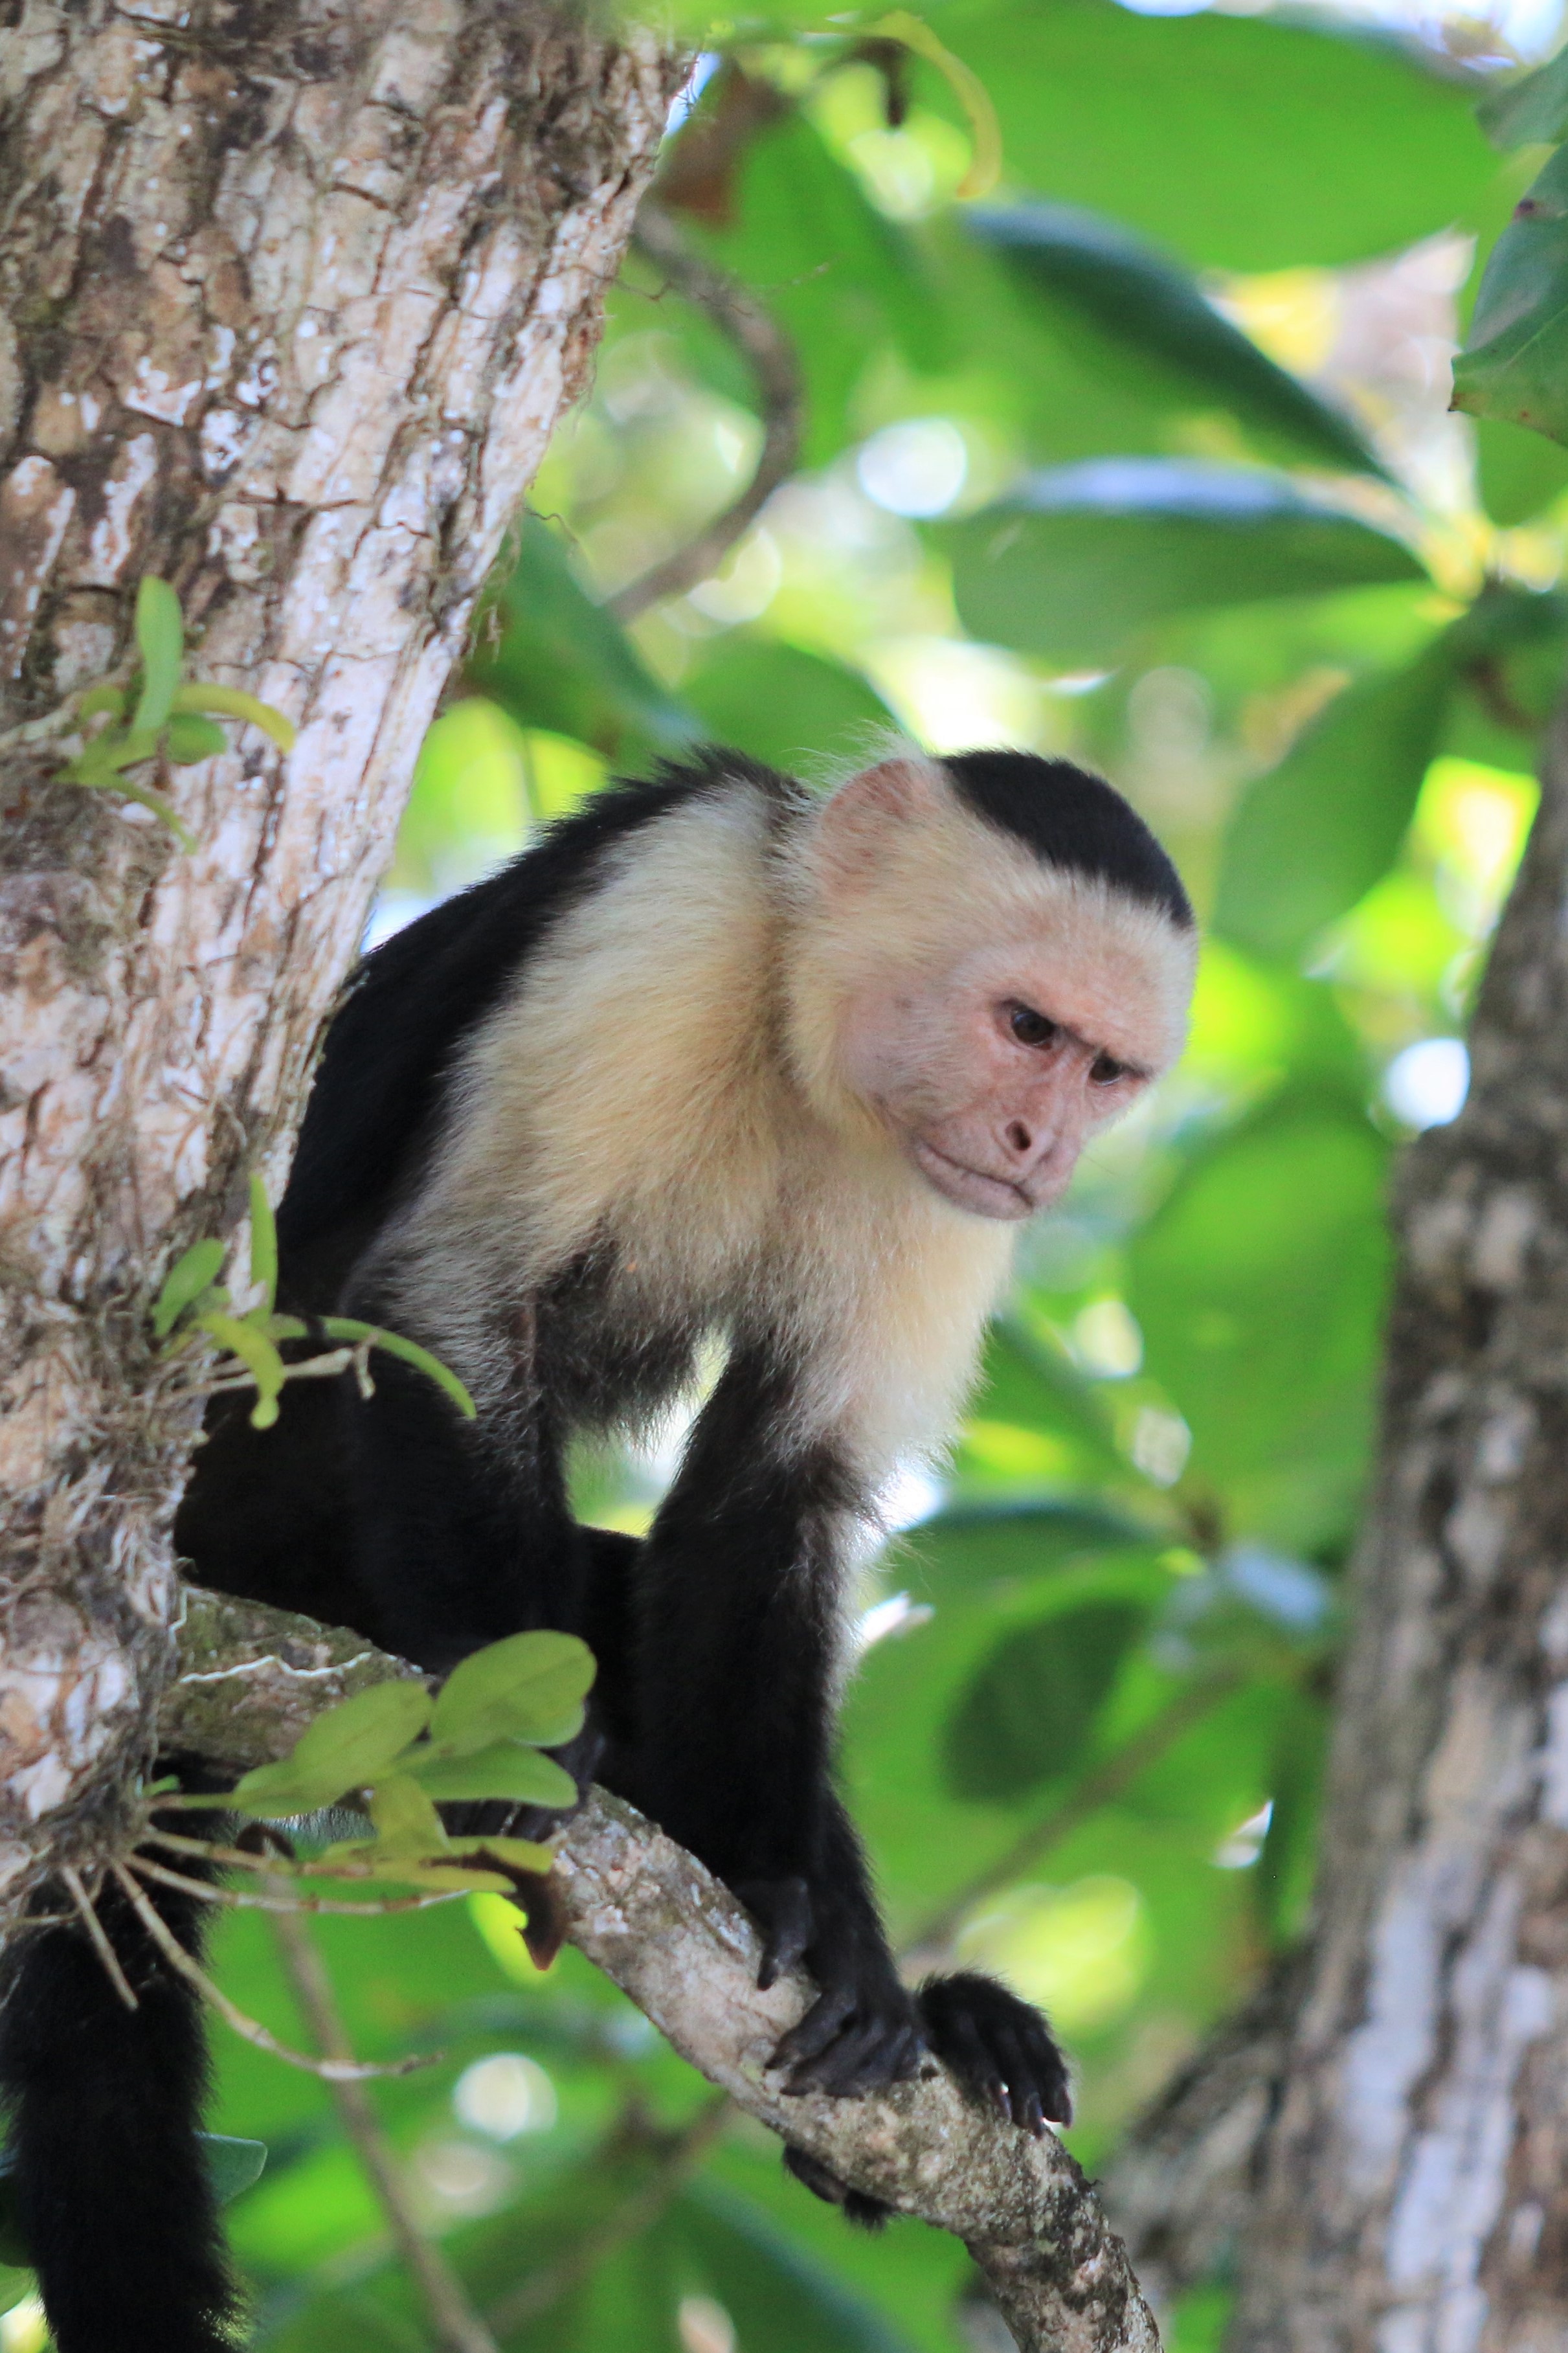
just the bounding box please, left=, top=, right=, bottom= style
left=195, top=1310, right=288, bottom=1430
left=248, top=1174, right=278, bottom=1313
left=366, top=1774, right=449, bottom=1856
left=447, top=1834, right=555, bottom=1873
left=76, top=682, right=126, bottom=722
left=231, top=1678, right=432, bottom=1813
left=153, top=1239, right=227, bottom=1337
left=131, top=577, right=185, bottom=736
left=402, top=1741, right=579, bottom=1807
left=174, top=682, right=298, bottom=751
left=317, top=1318, right=476, bottom=1418
left=430, top=1630, right=596, bottom=1754
left=64, top=758, right=196, bottom=850
left=164, top=712, right=228, bottom=765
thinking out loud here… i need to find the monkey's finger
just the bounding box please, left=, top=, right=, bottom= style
left=772, top=1983, right=857, bottom=2071
left=785, top=2015, right=892, bottom=2095
left=737, top=1877, right=813, bottom=1992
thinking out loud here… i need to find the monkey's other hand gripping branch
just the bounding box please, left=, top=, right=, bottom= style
left=156, top=1597, right=1158, bottom=2353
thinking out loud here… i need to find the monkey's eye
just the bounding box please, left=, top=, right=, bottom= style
left=1008, top=1004, right=1059, bottom=1049
left=1090, top=1052, right=1128, bottom=1086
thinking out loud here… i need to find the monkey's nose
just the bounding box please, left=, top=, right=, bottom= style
left=1003, top=1119, right=1033, bottom=1158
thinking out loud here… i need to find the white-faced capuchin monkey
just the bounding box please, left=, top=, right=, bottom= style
left=0, top=745, right=1196, bottom=2353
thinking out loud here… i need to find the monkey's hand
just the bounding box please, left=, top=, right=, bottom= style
left=917, top=1970, right=1072, bottom=2134
left=740, top=1883, right=928, bottom=2097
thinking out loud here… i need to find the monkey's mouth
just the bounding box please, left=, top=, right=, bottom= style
left=910, top=1137, right=1035, bottom=1221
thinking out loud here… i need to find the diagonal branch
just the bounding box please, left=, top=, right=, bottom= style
left=605, top=199, right=804, bottom=624
left=160, top=1587, right=1159, bottom=2353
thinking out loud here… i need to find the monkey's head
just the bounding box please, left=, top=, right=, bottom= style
left=790, top=750, right=1197, bottom=1222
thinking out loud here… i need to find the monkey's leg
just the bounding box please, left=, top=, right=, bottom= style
left=626, top=1348, right=926, bottom=2096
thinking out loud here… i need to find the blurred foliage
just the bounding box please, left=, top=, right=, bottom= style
left=37, top=8, right=1556, bottom=2353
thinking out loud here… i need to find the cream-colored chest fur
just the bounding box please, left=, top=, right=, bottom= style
left=392, top=785, right=1014, bottom=1478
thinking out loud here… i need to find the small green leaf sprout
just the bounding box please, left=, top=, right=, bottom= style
left=54, top=577, right=296, bottom=848
left=156, top=1174, right=476, bottom=1430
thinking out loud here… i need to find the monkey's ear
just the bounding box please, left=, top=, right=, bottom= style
left=813, top=756, right=943, bottom=894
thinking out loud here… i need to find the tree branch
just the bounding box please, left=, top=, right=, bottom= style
left=605, top=200, right=805, bottom=624
left=160, top=1588, right=1159, bottom=2353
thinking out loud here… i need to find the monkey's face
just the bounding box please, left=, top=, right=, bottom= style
left=836, top=922, right=1189, bottom=1222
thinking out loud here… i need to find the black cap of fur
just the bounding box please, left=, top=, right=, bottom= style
left=942, top=750, right=1193, bottom=930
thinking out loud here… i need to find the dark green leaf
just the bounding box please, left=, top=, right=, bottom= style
left=151, top=1237, right=226, bottom=1337
left=680, top=2177, right=917, bottom=2353
left=942, top=1600, right=1149, bottom=1801
left=682, top=639, right=897, bottom=771
left=430, top=1629, right=596, bottom=1753
left=402, top=1740, right=579, bottom=1806
left=943, top=462, right=1424, bottom=667
left=231, top=1679, right=432, bottom=1814
left=966, top=202, right=1387, bottom=479
left=131, top=577, right=184, bottom=736
left=1477, top=45, right=1568, bottom=150
left=1453, top=144, right=1568, bottom=447
left=939, top=0, right=1497, bottom=271
left=466, top=513, right=699, bottom=758
left=1213, top=635, right=1455, bottom=958
left=204, top=2134, right=269, bottom=2205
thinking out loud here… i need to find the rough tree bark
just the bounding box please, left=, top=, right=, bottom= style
left=159, top=1590, right=1160, bottom=2353
left=0, top=0, right=679, bottom=1931
left=1216, top=699, right=1568, bottom=2353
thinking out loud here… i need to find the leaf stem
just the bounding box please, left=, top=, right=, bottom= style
left=61, top=1865, right=139, bottom=2011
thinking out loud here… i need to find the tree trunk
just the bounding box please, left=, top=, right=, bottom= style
left=0, top=0, right=678, bottom=1933
left=1233, top=699, right=1568, bottom=2353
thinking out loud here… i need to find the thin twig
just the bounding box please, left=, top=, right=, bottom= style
left=61, top=1865, right=139, bottom=2011
left=109, top=1864, right=431, bottom=2081
left=487, top=2093, right=732, bottom=2336
left=131, top=1852, right=463, bottom=1917
left=269, top=1906, right=502, bottom=2353
left=899, top=1673, right=1240, bottom=1970
left=605, top=199, right=803, bottom=624
left=144, top=1829, right=467, bottom=1886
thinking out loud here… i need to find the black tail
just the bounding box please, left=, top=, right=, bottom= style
left=0, top=1840, right=238, bottom=2353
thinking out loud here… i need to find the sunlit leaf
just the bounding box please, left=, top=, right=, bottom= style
left=230, top=1679, right=432, bottom=1814
left=430, top=1630, right=596, bottom=1753
left=151, top=1238, right=227, bottom=1337
left=131, top=577, right=184, bottom=736
left=195, top=1311, right=289, bottom=1431
left=366, top=1773, right=448, bottom=1856
left=175, top=682, right=297, bottom=750
left=403, top=1740, right=579, bottom=1807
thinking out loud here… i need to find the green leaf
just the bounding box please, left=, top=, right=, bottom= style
left=366, top=1773, right=448, bottom=1856
left=1477, top=45, right=1568, bottom=150
left=195, top=1309, right=288, bottom=1430
left=680, top=2176, right=918, bottom=2353
left=943, top=462, right=1425, bottom=667
left=467, top=513, right=699, bottom=758
left=682, top=640, right=898, bottom=772
left=938, top=0, right=1497, bottom=272
left=1127, top=1095, right=1391, bottom=1550
left=1453, top=144, right=1568, bottom=447
left=204, top=2135, right=269, bottom=2205
left=965, top=202, right=1387, bottom=480
left=152, top=1237, right=227, bottom=1337
left=445, top=1832, right=555, bottom=1872
left=401, top=1740, right=579, bottom=1807
left=175, top=682, right=297, bottom=750
left=231, top=1679, right=433, bottom=1814
left=942, top=1599, right=1150, bottom=1801
left=131, top=576, right=184, bottom=736
left=1475, top=414, right=1568, bottom=525
left=77, top=682, right=126, bottom=721
left=164, top=712, right=229, bottom=765
left=247, top=1174, right=278, bottom=1313
left=430, top=1630, right=596, bottom=1753
left=1213, top=635, right=1455, bottom=958
left=316, top=1318, right=476, bottom=1419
